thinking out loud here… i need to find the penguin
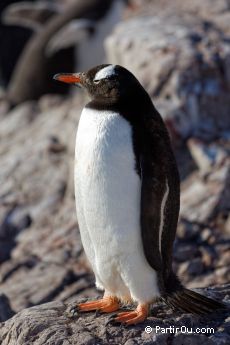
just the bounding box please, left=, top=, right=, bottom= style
left=53, top=64, right=225, bottom=325
left=5, top=0, right=131, bottom=106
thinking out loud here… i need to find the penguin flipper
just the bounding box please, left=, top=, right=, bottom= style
left=45, top=19, right=95, bottom=57
left=140, top=162, right=164, bottom=271
left=139, top=118, right=180, bottom=273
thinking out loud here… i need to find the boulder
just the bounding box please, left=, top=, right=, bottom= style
left=105, top=13, right=230, bottom=141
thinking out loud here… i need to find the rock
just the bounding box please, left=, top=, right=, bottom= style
left=178, top=259, right=204, bottom=278
left=0, top=285, right=228, bottom=345
left=124, top=339, right=141, bottom=345
left=180, top=164, right=230, bottom=223
left=172, top=334, right=215, bottom=345
left=149, top=333, right=170, bottom=345
left=200, top=229, right=212, bottom=242
left=187, top=139, right=228, bottom=175
left=215, top=267, right=230, bottom=285
left=210, top=333, right=230, bottom=345
left=47, top=136, right=67, bottom=154
left=176, top=220, right=200, bottom=241
left=105, top=11, right=230, bottom=141
left=224, top=215, right=230, bottom=235
left=216, top=251, right=230, bottom=269
left=200, top=246, right=215, bottom=267
left=38, top=94, right=65, bottom=112
left=0, top=99, right=10, bottom=116
left=0, top=294, right=15, bottom=322
left=173, top=245, right=200, bottom=262
left=187, top=258, right=204, bottom=275
left=224, top=316, right=230, bottom=332
left=0, top=101, right=39, bottom=138
left=0, top=262, right=76, bottom=311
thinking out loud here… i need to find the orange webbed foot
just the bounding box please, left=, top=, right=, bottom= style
left=76, top=296, right=119, bottom=313
left=113, top=304, right=148, bottom=325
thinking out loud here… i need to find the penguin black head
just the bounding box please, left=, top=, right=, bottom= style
left=53, top=64, right=143, bottom=105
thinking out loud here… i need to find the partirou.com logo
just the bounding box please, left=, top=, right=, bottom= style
left=145, top=325, right=215, bottom=334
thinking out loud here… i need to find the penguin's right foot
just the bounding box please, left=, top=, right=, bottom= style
left=75, top=296, right=120, bottom=313
left=112, top=303, right=149, bottom=325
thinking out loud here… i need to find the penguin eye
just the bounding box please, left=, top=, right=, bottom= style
left=93, top=76, right=115, bottom=84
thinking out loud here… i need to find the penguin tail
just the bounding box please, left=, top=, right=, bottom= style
left=162, top=287, right=226, bottom=315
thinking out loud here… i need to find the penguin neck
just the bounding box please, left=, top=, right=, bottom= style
left=86, top=86, right=154, bottom=124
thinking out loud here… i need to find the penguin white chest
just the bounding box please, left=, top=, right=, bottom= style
left=75, top=107, right=159, bottom=302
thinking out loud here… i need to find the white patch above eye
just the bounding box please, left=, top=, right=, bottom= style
left=94, top=65, right=116, bottom=81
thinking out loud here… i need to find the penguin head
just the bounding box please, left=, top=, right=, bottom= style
left=53, top=64, right=142, bottom=105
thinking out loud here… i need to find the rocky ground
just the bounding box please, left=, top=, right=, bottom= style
left=0, top=285, right=229, bottom=345
left=0, top=0, right=229, bottom=344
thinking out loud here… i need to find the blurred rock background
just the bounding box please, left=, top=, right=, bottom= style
left=0, top=0, right=229, bottom=325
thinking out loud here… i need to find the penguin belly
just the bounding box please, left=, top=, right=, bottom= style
left=75, top=107, right=160, bottom=303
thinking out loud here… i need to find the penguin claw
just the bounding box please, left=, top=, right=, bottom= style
left=112, top=304, right=149, bottom=325
left=67, top=305, right=79, bottom=317
left=106, top=312, right=128, bottom=326
left=108, top=312, right=117, bottom=320
left=71, top=306, right=78, bottom=314
left=95, top=309, right=101, bottom=317
left=105, top=313, right=117, bottom=326
left=105, top=316, right=124, bottom=327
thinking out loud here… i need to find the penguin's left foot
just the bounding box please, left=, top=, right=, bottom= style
left=113, top=303, right=148, bottom=325
left=77, top=296, right=119, bottom=313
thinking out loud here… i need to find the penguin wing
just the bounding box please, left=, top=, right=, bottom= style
left=139, top=125, right=180, bottom=272
left=2, top=1, right=59, bottom=31
left=45, top=19, right=95, bottom=57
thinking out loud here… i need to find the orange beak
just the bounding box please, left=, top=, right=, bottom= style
left=53, top=73, right=82, bottom=84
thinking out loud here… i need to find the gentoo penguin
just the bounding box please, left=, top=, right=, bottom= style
left=5, top=0, right=130, bottom=106
left=54, top=64, right=225, bottom=325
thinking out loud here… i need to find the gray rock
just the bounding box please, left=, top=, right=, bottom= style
left=200, top=246, right=214, bottom=268
left=105, top=13, right=230, bottom=141
left=210, top=334, right=230, bottom=345
left=187, top=139, right=228, bottom=175
left=0, top=285, right=228, bottom=345
left=176, top=220, right=200, bottom=241
left=180, top=164, right=230, bottom=224
left=0, top=262, right=76, bottom=311
left=200, top=229, right=212, bottom=242
left=150, top=333, right=170, bottom=345
left=174, top=245, right=200, bottom=262
left=124, top=339, right=140, bottom=345
left=172, top=333, right=215, bottom=345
